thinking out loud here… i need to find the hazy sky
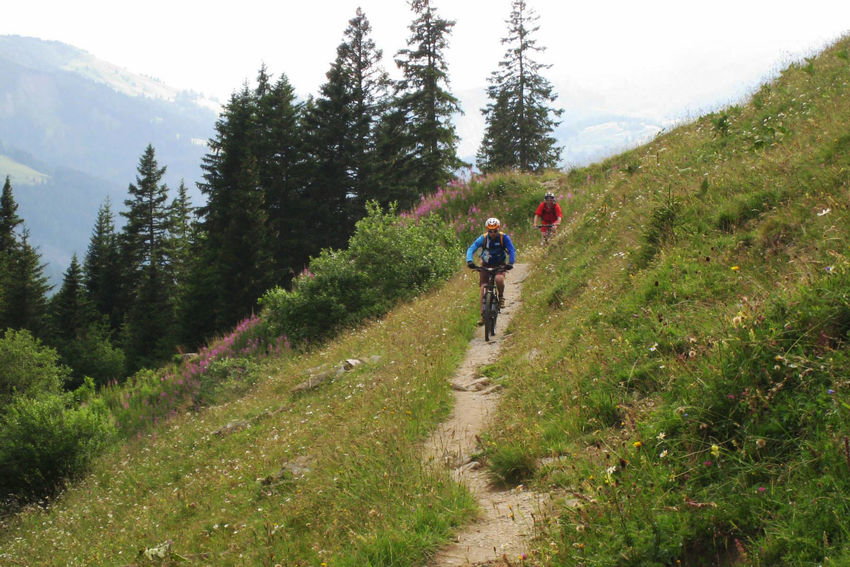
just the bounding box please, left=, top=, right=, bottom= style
left=4, top=0, right=850, bottom=157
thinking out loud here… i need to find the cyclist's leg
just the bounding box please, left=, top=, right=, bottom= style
left=478, top=271, right=489, bottom=324
left=495, top=272, right=506, bottom=307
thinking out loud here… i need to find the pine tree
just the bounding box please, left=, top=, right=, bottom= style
left=83, top=199, right=123, bottom=330
left=393, top=0, right=464, bottom=195
left=477, top=0, right=563, bottom=172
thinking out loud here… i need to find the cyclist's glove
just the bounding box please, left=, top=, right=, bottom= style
left=467, top=261, right=476, bottom=269
left=504, top=264, right=514, bottom=270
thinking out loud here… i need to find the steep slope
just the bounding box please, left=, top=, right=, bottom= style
left=2, top=34, right=850, bottom=567
left=481, top=35, right=850, bottom=565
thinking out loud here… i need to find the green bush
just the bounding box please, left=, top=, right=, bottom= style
left=0, top=391, right=116, bottom=501
left=261, top=202, right=460, bottom=344
left=0, top=328, right=69, bottom=410
left=57, top=325, right=126, bottom=389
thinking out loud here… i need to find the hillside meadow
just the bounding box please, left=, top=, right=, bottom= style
left=3, top=34, right=850, bottom=567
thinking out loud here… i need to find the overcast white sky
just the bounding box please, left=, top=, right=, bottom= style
left=4, top=0, right=850, bottom=158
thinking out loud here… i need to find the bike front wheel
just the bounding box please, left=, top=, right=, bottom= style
left=484, top=294, right=498, bottom=341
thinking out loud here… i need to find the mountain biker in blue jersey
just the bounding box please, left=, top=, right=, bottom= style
left=466, top=218, right=516, bottom=314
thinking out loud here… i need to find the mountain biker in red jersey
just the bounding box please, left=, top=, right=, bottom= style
left=466, top=218, right=516, bottom=316
left=534, top=191, right=562, bottom=236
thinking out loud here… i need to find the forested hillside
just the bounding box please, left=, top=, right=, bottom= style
left=2, top=10, right=849, bottom=567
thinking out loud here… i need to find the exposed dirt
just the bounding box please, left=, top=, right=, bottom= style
left=425, top=263, right=555, bottom=566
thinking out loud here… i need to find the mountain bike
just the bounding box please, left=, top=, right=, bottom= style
left=470, top=265, right=511, bottom=341
left=536, top=224, right=557, bottom=246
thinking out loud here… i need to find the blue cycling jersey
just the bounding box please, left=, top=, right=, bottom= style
left=466, top=232, right=516, bottom=266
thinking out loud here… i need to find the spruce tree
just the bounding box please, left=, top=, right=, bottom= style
left=302, top=8, right=391, bottom=248
left=193, top=86, right=271, bottom=338
left=0, top=175, right=22, bottom=325
left=166, top=180, right=194, bottom=289
left=83, top=199, right=123, bottom=330
left=119, top=145, right=176, bottom=369
left=477, top=0, right=563, bottom=172
left=254, top=71, right=310, bottom=283
left=0, top=176, right=23, bottom=254
left=393, top=0, right=464, bottom=195
left=50, top=254, right=91, bottom=342
left=120, top=145, right=171, bottom=282
left=0, top=230, right=51, bottom=336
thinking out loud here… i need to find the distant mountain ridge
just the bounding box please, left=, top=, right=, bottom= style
left=0, top=35, right=218, bottom=285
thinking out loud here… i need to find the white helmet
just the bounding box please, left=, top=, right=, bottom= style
left=485, top=218, right=501, bottom=230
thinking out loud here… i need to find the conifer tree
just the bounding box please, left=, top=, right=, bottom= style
left=0, top=178, right=50, bottom=336
left=477, top=0, right=563, bottom=172
left=83, top=199, right=123, bottom=330
left=302, top=8, right=392, bottom=247
left=0, top=176, right=22, bottom=254
left=0, top=230, right=51, bottom=336
left=254, top=71, right=310, bottom=282
left=0, top=175, right=22, bottom=324
left=50, top=254, right=91, bottom=342
left=393, top=0, right=464, bottom=195
left=120, top=145, right=171, bottom=281
left=166, top=180, right=194, bottom=289
left=192, top=87, right=271, bottom=340
left=119, top=145, right=176, bottom=369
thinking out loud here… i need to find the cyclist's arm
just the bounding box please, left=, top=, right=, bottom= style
left=533, top=214, right=542, bottom=227
left=465, top=235, right=485, bottom=263
left=555, top=204, right=563, bottom=225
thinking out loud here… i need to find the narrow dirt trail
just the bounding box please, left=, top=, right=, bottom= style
left=425, top=263, right=554, bottom=567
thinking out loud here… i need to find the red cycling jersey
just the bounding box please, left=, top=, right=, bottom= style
left=535, top=202, right=562, bottom=225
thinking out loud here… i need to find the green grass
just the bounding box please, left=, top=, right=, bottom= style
left=0, top=275, right=480, bottom=566
left=4, top=33, right=850, bottom=567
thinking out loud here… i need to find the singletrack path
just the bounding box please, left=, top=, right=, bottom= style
left=425, top=263, right=553, bottom=566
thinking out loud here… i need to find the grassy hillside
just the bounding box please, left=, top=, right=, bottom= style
left=0, top=154, right=49, bottom=185
left=2, top=35, right=850, bottom=566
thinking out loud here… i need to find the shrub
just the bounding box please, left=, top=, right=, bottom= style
left=0, top=328, right=69, bottom=411
left=0, top=391, right=116, bottom=501
left=58, top=325, right=126, bottom=389
left=261, top=202, right=460, bottom=344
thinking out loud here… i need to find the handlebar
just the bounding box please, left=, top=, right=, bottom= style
left=468, top=264, right=512, bottom=272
